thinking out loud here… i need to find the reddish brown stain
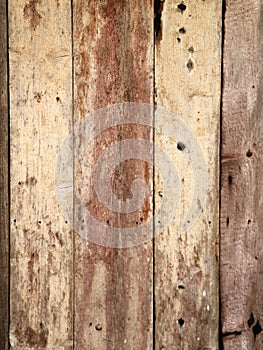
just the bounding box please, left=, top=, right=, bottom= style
left=55, top=231, right=64, bottom=247
left=79, top=124, right=152, bottom=229
left=23, top=0, right=42, bottom=31
left=25, top=326, right=48, bottom=348
left=34, top=92, right=42, bottom=103
left=28, top=251, right=39, bottom=292
left=74, top=1, right=153, bottom=348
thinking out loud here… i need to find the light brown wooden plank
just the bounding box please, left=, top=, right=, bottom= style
left=221, top=0, right=263, bottom=348
left=73, top=1, right=154, bottom=348
left=154, top=0, right=222, bottom=348
left=0, top=0, right=9, bottom=349
left=9, top=1, right=73, bottom=348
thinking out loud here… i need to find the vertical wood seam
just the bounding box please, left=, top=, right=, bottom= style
left=0, top=0, right=10, bottom=348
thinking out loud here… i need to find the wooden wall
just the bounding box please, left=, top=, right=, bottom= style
left=0, top=0, right=262, bottom=349
left=221, top=0, right=263, bottom=349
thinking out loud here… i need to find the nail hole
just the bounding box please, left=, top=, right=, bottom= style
left=178, top=285, right=185, bottom=289
left=179, top=27, right=186, bottom=34
left=252, top=321, right=262, bottom=339
left=178, top=318, right=185, bottom=327
left=247, top=313, right=255, bottom=328
left=228, top=175, right=232, bottom=185
left=95, top=324, right=103, bottom=331
left=187, top=59, right=194, bottom=72
left=177, top=37, right=181, bottom=42
left=247, top=219, right=251, bottom=225
left=178, top=3, right=186, bottom=12
left=177, top=142, right=185, bottom=151
left=246, top=149, right=253, bottom=157
left=226, top=217, right=229, bottom=226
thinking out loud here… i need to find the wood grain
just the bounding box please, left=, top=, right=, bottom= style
left=73, top=1, right=154, bottom=349
left=9, top=1, right=73, bottom=348
left=154, top=1, right=222, bottom=348
left=0, top=0, right=9, bottom=349
left=221, top=0, right=263, bottom=349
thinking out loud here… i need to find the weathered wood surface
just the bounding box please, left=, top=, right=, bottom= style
left=9, top=1, right=73, bottom=348
left=73, top=1, right=154, bottom=348
left=221, top=0, right=263, bottom=349
left=0, top=1, right=9, bottom=349
left=154, top=1, right=222, bottom=349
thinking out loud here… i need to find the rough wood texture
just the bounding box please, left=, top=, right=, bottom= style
left=154, top=1, right=222, bottom=348
left=0, top=1, right=9, bottom=349
left=221, top=0, right=263, bottom=349
left=73, top=1, right=154, bottom=349
left=9, top=1, right=73, bottom=348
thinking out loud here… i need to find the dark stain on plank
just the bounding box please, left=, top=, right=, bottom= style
left=23, top=0, right=42, bottom=31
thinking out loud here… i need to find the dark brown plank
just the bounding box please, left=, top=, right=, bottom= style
left=73, top=1, right=154, bottom=348
left=221, top=0, right=263, bottom=348
left=0, top=0, right=9, bottom=349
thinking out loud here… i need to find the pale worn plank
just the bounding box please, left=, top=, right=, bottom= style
left=73, top=1, right=154, bottom=349
left=154, top=0, right=222, bottom=349
left=9, top=1, right=73, bottom=348
left=0, top=0, right=9, bottom=349
left=221, top=0, right=263, bottom=349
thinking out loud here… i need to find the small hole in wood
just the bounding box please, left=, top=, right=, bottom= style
left=178, top=285, right=185, bottom=289
left=187, top=59, right=194, bottom=72
left=252, top=321, right=262, bottom=339
left=177, top=37, right=181, bottom=42
left=179, top=27, right=186, bottom=34
left=178, top=3, right=186, bottom=12
left=228, top=175, right=232, bottom=185
left=246, top=149, right=253, bottom=157
left=178, top=318, right=185, bottom=326
left=226, top=217, right=229, bottom=226
left=177, top=142, right=185, bottom=151
left=247, top=313, right=255, bottom=328
left=95, top=324, right=103, bottom=331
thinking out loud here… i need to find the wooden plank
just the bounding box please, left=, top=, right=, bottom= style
left=0, top=0, right=9, bottom=349
left=154, top=0, right=222, bottom=348
left=9, top=1, right=73, bottom=348
left=221, top=0, right=263, bottom=348
left=73, top=1, right=154, bottom=348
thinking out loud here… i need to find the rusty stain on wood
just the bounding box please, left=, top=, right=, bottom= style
left=221, top=0, right=263, bottom=349
left=154, top=0, right=222, bottom=348
left=23, top=0, right=42, bottom=31
left=0, top=0, right=9, bottom=349
left=73, top=0, right=154, bottom=348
